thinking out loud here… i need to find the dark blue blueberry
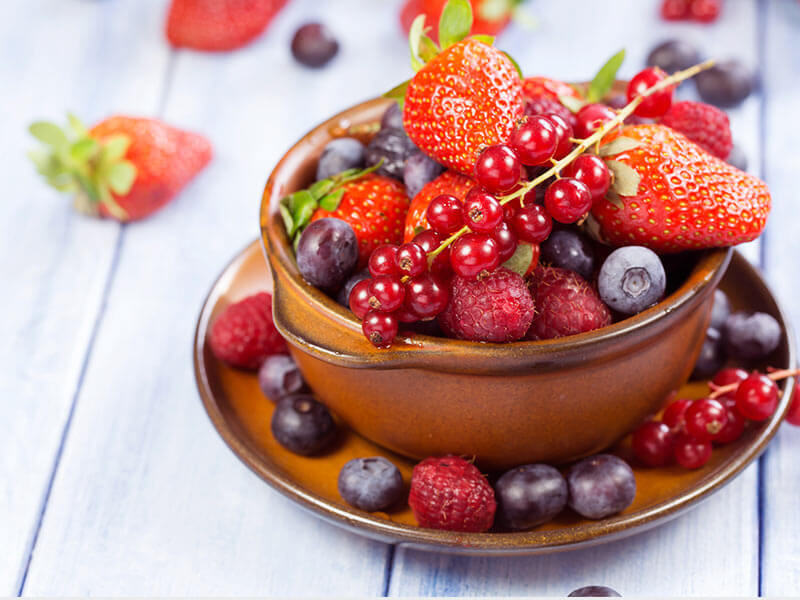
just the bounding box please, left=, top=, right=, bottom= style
left=540, top=229, right=595, bottom=281
left=726, top=144, right=748, bottom=171
left=598, top=246, right=666, bottom=315
left=296, top=218, right=358, bottom=292
left=336, top=269, right=370, bottom=307
left=692, top=327, right=725, bottom=380
left=291, top=23, right=339, bottom=68
left=568, top=586, right=622, bottom=597
left=316, top=137, right=365, bottom=181
left=646, top=39, right=700, bottom=74
left=495, top=464, right=568, bottom=531
left=695, top=60, right=756, bottom=108
left=403, top=151, right=444, bottom=199
left=365, top=127, right=417, bottom=180
left=710, top=289, right=731, bottom=331
left=723, top=311, right=782, bottom=361
left=258, top=355, right=306, bottom=401
left=271, top=394, right=336, bottom=456
left=381, top=102, right=404, bottom=131
left=567, top=454, right=636, bottom=520
left=338, top=457, right=404, bottom=512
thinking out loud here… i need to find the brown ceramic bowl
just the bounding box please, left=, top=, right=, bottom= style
left=260, top=98, right=732, bottom=471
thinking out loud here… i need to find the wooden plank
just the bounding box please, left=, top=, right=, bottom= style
left=758, top=0, right=800, bottom=595
left=0, top=0, right=169, bottom=594
left=20, top=0, right=401, bottom=594
left=388, top=0, right=763, bottom=594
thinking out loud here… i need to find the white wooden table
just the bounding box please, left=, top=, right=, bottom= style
left=2, top=0, right=799, bottom=595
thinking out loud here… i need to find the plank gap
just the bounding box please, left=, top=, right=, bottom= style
left=381, top=544, right=396, bottom=597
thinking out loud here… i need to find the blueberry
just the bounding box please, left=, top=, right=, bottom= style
left=692, top=327, right=725, bottom=380
left=646, top=39, right=700, bottom=74
left=337, top=457, right=404, bottom=512
left=722, top=311, right=782, bottom=361
left=567, top=454, right=636, bottom=520
left=365, top=127, right=417, bottom=180
left=710, top=289, right=731, bottom=330
left=258, top=355, right=306, bottom=401
left=381, top=102, right=405, bottom=131
left=336, top=269, right=370, bottom=307
left=695, top=60, right=756, bottom=108
left=495, top=464, right=568, bottom=531
left=316, top=137, right=365, bottom=181
left=296, top=218, right=358, bottom=292
left=271, top=394, right=336, bottom=456
left=568, top=586, right=622, bottom=597
left=726, top=144, right=748, bottom=171
left=291, top=23, right=339, bottom=68
left=598, top=246, right=666, bottom=315
left=403, top=151, right=444, bottom=199
left=540, top=230, right=595, bottom=281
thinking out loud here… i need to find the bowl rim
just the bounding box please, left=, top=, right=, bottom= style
left=260, top=97, right=732, bottom=368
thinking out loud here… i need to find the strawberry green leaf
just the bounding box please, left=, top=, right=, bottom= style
left=102, top=134, right=131, bottom=162
left=501, top=242, right=534, bottom=277
left=308, top=178, right=336, bottom=200
left=586, top=49, right=625, bottom=103
left=438, top=0, right=473, bottom=49
left=469, top=34, right=495, bottom=45
left=418, top=35, right=440, bottom=62
left=409, top=15, right=429, bottom=71
left=67, top=113, right=88, bottom=137
left=502, top=51, right=523, bottom=78
left=107, top=161, right=137, bottom=195
left=319, top=188, right=345, bottom=212
left=478, top=0, right=515, bottom=20
left=581, top=213, right=611, bottom=245
left=27, top=149, right=58, bottom=177
left=70, top=138, right=99, bottom=163
left=383, top=80, right=410, bottom=109
left=559, top=94, right=586, bottom=114
left=598, top=136, right=642, bottom=157
left=279, top=203, right=294, bottom=236
left=29, top=121, right=69, bottom=151
left=605, top=159, right=641, bottom=197
left=288, top=190, right=317, bottom=235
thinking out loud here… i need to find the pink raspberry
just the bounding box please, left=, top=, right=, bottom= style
left=659, top=100, right=733, bottom=160
left=438, top=268, right=535, bottom=342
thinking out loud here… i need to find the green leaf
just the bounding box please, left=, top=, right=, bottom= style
left=438, top=0, right=473, bottom=49
left=308, top=178, right=336, bottom=200
left=288, top=190, right=317, bottom=235
left=29, top=121, right=69, bottom=150
left=102, top=134, right=131, bottom=161
left=383, top=80, right=410, bottom=109
left=598, top=136, right=642, bottom=157
left=319, top=188, right=344, bottom=212
left=501, top=242, right=534, bottom=277
left=279, top=203, right=294, bottom=235
left=469, top=34, right=495, bottom=45
left=70, top=138, right=99, bottom=163
left=586, top=49, right=625, bottom=103
left=502, top=51, right=523, bottom=78
left=67, top=113, right=88, bottom=137
left=27, top=149, right=57, bottom=176
left=418, top=35, right=440, bottom=62
left=605, top=159, right=641, bottom=197
left=510, top=3, right=539, bottom=31
left=559, top=94, right=586, bottom=114
left=106, top=160, right=137, bottom=195
left=409, top=14, right=428, bottom=71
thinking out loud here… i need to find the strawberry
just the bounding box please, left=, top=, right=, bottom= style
left=209, top=292, right=287, bottom=370
left=166, top=0, right=288, bottom=51
left=400, top=0, right=519, bottom=40
left=404, top=170, right=476, bottom=241
left=522, top=76, right=580, bottom=102
left=28, top=115, right=211, bottom=222
left=659, top=100, right=732, bottom=160
left=309, top=174, right=410, bottom=267
left=591, top=124, right=770, bottom=252
left=409, top=455, right=497, bottom=532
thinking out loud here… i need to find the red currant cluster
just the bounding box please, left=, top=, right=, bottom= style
left=632, top=367, right=796, bottom=469
left=351, top=66, right=680, bottom=348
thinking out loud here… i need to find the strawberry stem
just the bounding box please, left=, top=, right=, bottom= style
left=426, top=59, right=716, bottom=264
left=708, top=367, right=800, bottom=400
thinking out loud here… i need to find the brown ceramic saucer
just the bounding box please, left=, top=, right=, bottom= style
left=194, top=242, right=796, bottom=556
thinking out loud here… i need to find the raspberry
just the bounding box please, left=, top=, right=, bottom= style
left=525, top=94, right=578, bottom=129
left=209, top=292, right=287, bottom=369
left=659, top=101, right=733, bottom=160
left=526, top=266, right=612, bottom=340
left=408, top=456, right=496, bottom=532
left=438, top=268, right=535, bottom=342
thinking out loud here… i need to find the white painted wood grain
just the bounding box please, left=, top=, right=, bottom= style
left=759, top=0, right=800, bottom=595
left=0, top=0, right=169, bottom=594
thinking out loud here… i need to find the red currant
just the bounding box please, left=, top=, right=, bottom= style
left=627, top=67, right=673, bottom=118
left=713, top=402, right=747, bottom=444
left=786, top=379, right=800, bottom=427
left=546, top=113, right=575, bottom=159
left=368, top=244, right=399, bottom=277
left=426, top=194, right=464, bottom=236
left=512, top=203, right=552, bottom=243
left=574, top=103, right=616, bottom=139
left=492, top=221, right=518, bottom=262
left=544, top=178, right=592, bottom=223
left=462, top=188, right=504, bottom=234
left=689, top=0, right=721, bottom=23
left=684, top=398, right=729, bottom=441
left=563, top=155, right=611, bottom=202
left=450, top=233, right=500, bottom=278
left=662, top=398, right=693, bottom=431
left=474, top=144, right=522, bottom=194
left=712, top=367, right=749, bottom=400
left=405, top=273, right=449, bottom=319
left=362, top=310, right=398, bottom=348
left=368, top=275, right=406, bottom=312
left=673, top=433, right=712, bottom=469
left=395, top=242, right=427, bottom=277
left=349, top=279, right=372, bottom=319
left=632, top=421, right=674, bottom=467
left=735, top=373, right=779, bottom=421
left=395, top=305, right=420, bottom=323
left=412, top=229, right=450, bottom=276
left=661, top=0, right=690, bottom=20
left=509, top=115, right=557, bottom=166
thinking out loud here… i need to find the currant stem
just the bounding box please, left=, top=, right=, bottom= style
left=708, top=367, right=800, bottom=400
left=426, top=59, right=716, bottom=264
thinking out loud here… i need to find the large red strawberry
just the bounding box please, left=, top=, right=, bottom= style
left=522, top=76, right=581, bottom=102
left=591, top=124, right=770, bottom=252
left=403, top=37, right=524, bottom=174
left=404, top=170, right=476, bottom=241
left=166, top=0, right=288, bottom=51
left=29, top=115, right=211, bottom=221
left=310, top=174, right=410, bottom=267
left=400, top=0, right=519, bottom=41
